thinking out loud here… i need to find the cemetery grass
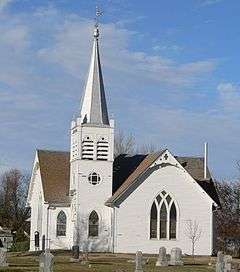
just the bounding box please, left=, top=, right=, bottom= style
left=0, top=251, right=220, bottom=271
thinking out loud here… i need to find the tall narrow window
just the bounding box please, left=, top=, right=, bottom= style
left=150, top=202, right=157, bottom=239
left=169, top=202, right=177, bottom=239
left=56, top=211, right=67, bottom=236
left=89, top=211, right=99, bottom=237
left=160, top=202, right=167, bottom=239
left=149, top=191, right=178, bottom=240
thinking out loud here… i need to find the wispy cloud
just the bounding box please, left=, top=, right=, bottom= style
left=217, top=82, right=240, bottom=113
left=201, top=0, right=223, bottom=6
left=0, top=4, right=237, bottom=179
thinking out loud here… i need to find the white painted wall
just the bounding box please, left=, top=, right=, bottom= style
left=70, top=120, right=114, bottom=252
left=28, top=154, right=72, bottom=251
left=113, top=151, right=214, bottom=255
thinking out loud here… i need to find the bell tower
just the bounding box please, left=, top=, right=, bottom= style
left=69, top=10, right=114, bottom=252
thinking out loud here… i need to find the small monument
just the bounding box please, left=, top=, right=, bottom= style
left=223, top=255, right=232, bottom=272
left=39, top=249, right=54, bottom=272
left=0, top=248, right=8, bottom=267
left=156, top=247, right=168, bottom=266
left=135, top=251, right=144, bottom=272
left=216, top=251, right=224, bottom=272
left=70, top=245, right=80, bottom=262
left=169, top=247, right=183, bottom=266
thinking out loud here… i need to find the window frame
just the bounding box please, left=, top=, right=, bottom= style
left=88, top=210, right=100, bottom=238
left=56, top=210, right=67, bottom=237
left=149, top=191, right=178, bottom=241
left=88, top=172, right=101, bottom=186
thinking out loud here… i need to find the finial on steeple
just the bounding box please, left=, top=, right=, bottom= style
left=94, top=6, right=103, bottom=39
left=79, top=5, right=109, bottom=126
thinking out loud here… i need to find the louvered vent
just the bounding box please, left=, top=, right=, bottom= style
left=82, top=137, right=94, bottom=160
left=97, top=138, right=108, bottom=161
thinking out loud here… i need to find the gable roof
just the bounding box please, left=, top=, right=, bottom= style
left=107, top=151, right=166, bottom=205
left=37, top=150, right=70, bottom=205
left=106, top=151, right=220, bottom=206
left=35, top=149, right=220, bottom=207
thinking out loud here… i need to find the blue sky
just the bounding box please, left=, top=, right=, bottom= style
left=0, top=0, right=239, bottom=180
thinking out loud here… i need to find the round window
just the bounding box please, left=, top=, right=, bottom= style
left=88, top=172, right=101, bottom=185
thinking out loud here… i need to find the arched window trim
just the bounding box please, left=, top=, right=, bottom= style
left=149, top=191, right=178, bottom=241
left=56, top=210, right=67, bottom=237
left=88, top=210, right=100, bottom=238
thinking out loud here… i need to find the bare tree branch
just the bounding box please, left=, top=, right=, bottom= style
left=185, top=220, right=202, bottom=257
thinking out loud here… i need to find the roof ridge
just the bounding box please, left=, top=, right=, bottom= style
left=37, top=149, right=69, bottom=154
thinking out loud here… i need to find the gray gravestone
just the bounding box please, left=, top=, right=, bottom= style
left=39, top=252, right=45, bottom=272
left=156, top=247, right=168, bottom=266
left=70, top=245, right=80, bottom=262
left=169, top=247, right=183, bottom=266
left=0, top=248, right=8, bottom=267
left=216, top=251, right=224, bottom=272
left=39, top=249, right=54, bottom=272
left=135, top=251, right=143, bottom=272
left=223, top=255, right=232, bottom=272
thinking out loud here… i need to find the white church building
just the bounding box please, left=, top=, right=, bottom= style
left=27, top=21, right=220, bottom=255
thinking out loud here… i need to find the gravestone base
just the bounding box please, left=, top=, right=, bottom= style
left=169, top=260, right=183, bottom=266
left=156, top=260, right=168, bottom=266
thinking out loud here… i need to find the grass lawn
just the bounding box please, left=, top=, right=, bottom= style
left=0, top=251, right=223, bottom=272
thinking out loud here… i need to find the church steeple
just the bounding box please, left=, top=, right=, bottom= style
left=80, top=20, right=109, bottom=126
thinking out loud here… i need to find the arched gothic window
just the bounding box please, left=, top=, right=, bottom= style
left=150, top=202, right=157, bottom=238
left=56, top=211, right=67, bottom=236
left=150, top=191, right=177, bottom=240
left=89, top=211, right=99, bottom=237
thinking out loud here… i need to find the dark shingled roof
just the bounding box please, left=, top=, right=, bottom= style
left=37, top=150, right=220, bottom=207
left=107, top=152, right=220, bottom=206
left=37, top=150, right=70, bottom=205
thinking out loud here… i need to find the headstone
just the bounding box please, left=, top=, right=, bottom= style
left=70, top=245, right=80, bottom=262
left=135, top=251, right=143, bottom=272
left=72, top=245, right=79, bottom=259
left=216, top=251, right=224, bottom=272
left=223, top=255, right=232, bottom=272
left=0, top=248, right=8, bottom=267
left=156, top=247, right=168, bottom=266
left=39, top=252, right=45, bottom=272
left=169, top=247, right=183, bottom=266
left=39, top=249, right=54, bottom=272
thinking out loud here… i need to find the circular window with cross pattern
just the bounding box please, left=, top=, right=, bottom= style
left=88, top=172, right=101, bottom=185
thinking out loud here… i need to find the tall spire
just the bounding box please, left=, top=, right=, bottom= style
left=80, top=7, right=109, bottom=126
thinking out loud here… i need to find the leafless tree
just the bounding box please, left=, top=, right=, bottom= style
left=185, top=219, right=202, bottom=257
left=114, top=130, right=161, bottom=158
left=214, top=179, right=240, bottom=254
left=136, top=142, right=159, bottom=154
left=114, top=130, right=136, bottom=158
left=0, top=169, right=30, bottom=238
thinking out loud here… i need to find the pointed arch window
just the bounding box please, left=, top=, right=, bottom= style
left=56, top=211, right=67, bottom=236
left=89, top=211, right=99, bottom=237
left=170, top=202, right=177, bottom=239
left=150, top=191, right=178, bottom=240
left=160, top=202, right=167, bottom=239
left=150, top=202, right=157, bottom=239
